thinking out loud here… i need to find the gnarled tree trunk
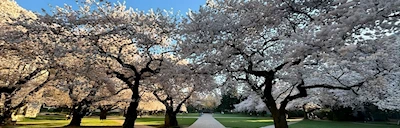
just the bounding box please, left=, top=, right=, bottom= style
left=123, top=80, right=140, bottom=128
left=271, top=109, right=289, bottom=128
left=0, top=98, right=15, bottom=126
left=67, top=106, right=85, bottom=126
left=0, top=110, right=14, bottom=126
left=262, top=77, right=290, bottom=128
left=122, top=100, right=139, bottom=128
left=164, top=106, right=178, bottom=127
left=99, top=106, right=112, bottom=120
left=99, top=109, right=108, bottom=120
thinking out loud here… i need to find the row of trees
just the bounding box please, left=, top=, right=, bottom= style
left=0, top=0, right=215, bottom=127
left=178, top=0, right=400, bottom=128
left=1, top=0, right=399, bottom=128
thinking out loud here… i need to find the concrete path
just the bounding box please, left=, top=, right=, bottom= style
left=188, top=114, right=225, bottom=128
left=259, top=122, right=298, bottom=128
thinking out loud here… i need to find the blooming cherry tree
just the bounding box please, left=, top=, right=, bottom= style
left=5, top=0, right=177, bottom=127
left=179, top=0, right=400, bottom=127
left=149, top=57, right=216, bottom=127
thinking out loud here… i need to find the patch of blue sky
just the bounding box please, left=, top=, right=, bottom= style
left=16, top=0, right=205, bottom=15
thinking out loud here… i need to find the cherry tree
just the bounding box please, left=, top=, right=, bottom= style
left=93, top=87, right=131, bottom=120
left=137, top=92, right=166, bottom=115
left=40, top=86, right=73, bottom=108
left=51, top=66, right=129, bottom=126
left=179, top=0, right=400, bottom=127
left=6, top=0, right=177, bottom=127
left=150, top=57, right=216, bottom=127
left=3, top=12, right=128, bottom=125
left=0, top=0, right=58, bottom=125
left=234, top=93, right=268, bottom=113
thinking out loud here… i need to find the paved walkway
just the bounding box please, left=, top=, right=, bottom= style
left=260, top=122, right=299, bottom=128
left=188, top=114, right=225, bottom=128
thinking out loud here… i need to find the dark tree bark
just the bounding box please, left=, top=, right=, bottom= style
left=164, top=106, right=178, bottom=127
left=99, top=105, right=114, bottom=120
left=122, top=100, right=139, bottom=128
left=106, top=44, right=163, bottom=127
left=122, top=77, right=140, bottom=128
left=153, top=89, right=194, bottom=128
left=271, top=109, right=289, bottom=128
left=67, top=105, right=86, bottom=126
left=263, top=93, right=289, bottom=128
left=99, top=109, right=108, bottom=120
left=263, top=73, right=290, bottom=128
left=0, top=109, right=14, bottom=126
left=0, top=95, right=14, bottom=126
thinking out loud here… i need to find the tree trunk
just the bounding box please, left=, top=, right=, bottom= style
left=164, top=107, right=178, bottom=127
left=122, top=75, right=142, bottom=128
left=0, top=99, right=15, bottom=126
left=262, top=91, right=289, bottom=128
left=0, top=110, right=14, bottom=126
left=122, top=101, right=138, bottom=128
left=67, top=107, right=84, bottom=126
left=271, top=109, right=289, bottom=128
left=123, top=92, right=140, bottom=128
left=99, top=109, right=108, bottom=120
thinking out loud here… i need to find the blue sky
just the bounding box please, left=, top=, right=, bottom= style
left=16, top=0, right=206, bottom=14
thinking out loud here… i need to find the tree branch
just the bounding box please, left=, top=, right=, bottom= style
left=174, top=89, right=195, bottom=113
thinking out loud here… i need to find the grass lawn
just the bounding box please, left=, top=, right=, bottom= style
left=290, top=120, right=400, bottom=128
left=136, top=117, right=198, bottom=127
left=144, top=113, right=200, bottom=118
left=213, top=113, right=271, bottom=118
left=215, top=117, right=274, bottom=128
left=212, top=113, right=258, bottom=118
left=17, top=115, right=122, bottom=128
left=14, top=115, right=197, bottom=128
left=213, top=113, right=274, bottom=128
left=178, top=113, right=200, bottom=117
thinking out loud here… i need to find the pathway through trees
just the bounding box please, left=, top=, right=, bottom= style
left=189, top=114, right=225, bottom=128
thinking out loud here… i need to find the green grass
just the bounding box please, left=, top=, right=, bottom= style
left=290, top=120, right=400, bottom=128
left=212, top=113, right=263, bottom=118
left=15, top=115, right=197, bottom=128
left=145, top=113, right=200, bottom=118
left=17, top=116, right=122, bottom=127
left=178, top=113, right=200, bottom=117
left=22, top=114, right=67, bottom=121
left=136, top=117, right=198, bottom=127
left=215, top=117, right=274, bottom=128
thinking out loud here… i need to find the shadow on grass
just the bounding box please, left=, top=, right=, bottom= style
left=149, top=124, right=192, bottom=128
left=290, top=120, right=400, bottom=128
left=216, top=118, right=275, bottom=128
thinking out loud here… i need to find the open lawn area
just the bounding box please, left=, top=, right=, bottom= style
left=142, top=113, right=200, bottom=118
left=216, top=118, right=400, bottom=128
left=9, top=115, right=197, bottom=128
left=290, top=120, right=400, bottom=128
left=212, top=113, right=262, bottom=118
left=215, top=117, right=274, bottom=128
left=16, top=115, right=123, bottom=128
left=213, top=113, right=275, bottom=128
left=136, top=117, right=197, bottom=127
left=212, top=113, right=399, bottom=128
